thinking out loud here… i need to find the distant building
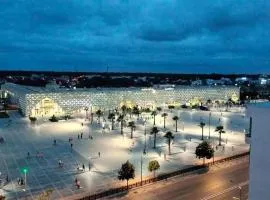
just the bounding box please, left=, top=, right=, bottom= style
left=191, top=80, right=202, bottom=86
left=235, top=77, right=249, bottom=84
left=2, top=83, right=239, bottom=117
left=153, top=84, right=175, bottom=89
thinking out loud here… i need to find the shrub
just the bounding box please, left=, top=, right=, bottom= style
left=29, top=116, right=37, bottom=123
left=49, top=115, right=58, bottom=122
left=64, top=115, right=71, bottom=120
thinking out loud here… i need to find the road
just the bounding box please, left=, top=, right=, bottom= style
left=107, top=159, right=249, bottom=200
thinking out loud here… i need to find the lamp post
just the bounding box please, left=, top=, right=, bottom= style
left=144, top=120, right=147, bottom=154
left=85, top=107, right=88, bottom=120
left=140, top=155, right=143, bottom=186
left=239, top=186, right=242, bottom=200
left=208, top=112, right=211, bottom=139
left=22, top=167, right=28, bottom=190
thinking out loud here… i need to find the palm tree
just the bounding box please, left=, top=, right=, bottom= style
left=108, top=113, right=116, bottom=130
left=128, top=121, right=136, bottom=139
left=172, top=116, right=179, bottom=132
left=121, top=105, right=127, bottom=116
left=215, top=125, right=225, bottom=146
left=168, top=105, right=175, bottom=112
left=117, top=114, right=125, bottom=135
left=126, top=107, right=132, bottom=119
left=96, top=109, right=103, bottom=124
left=151, top=111, right=157, bottom=126
left=164, top=131, right=174, bottom=155
left=161, top=113, right=168, bottom=129
left=132, top=106, right=140, bottom=118
left=156, top=107, right=162, bottom=112
left=199, top=122, right=206, bottom=140
left=150, top=126, right=159, bottom=149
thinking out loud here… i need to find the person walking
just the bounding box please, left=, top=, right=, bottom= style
left=27, top=152, right=30, bottom=159
left=78, top=134, right=80, bottom=139
left=88, top=163, right=91, bottom=171
left=75, top=178, right=80, bottom=189
left=82, top=164, right=85, bottom=171
left=80, top=132, right=83, bottom=139
left=98, top=152, right=100, bottom=158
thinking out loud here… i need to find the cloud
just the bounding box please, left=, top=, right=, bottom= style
left=0, top=0, right=269, bottom=73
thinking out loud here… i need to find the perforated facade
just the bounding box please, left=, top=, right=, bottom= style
left=2, top=83, right=240, bottom=117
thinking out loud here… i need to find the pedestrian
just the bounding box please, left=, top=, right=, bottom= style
left=82, top=164, right=85, bottom=171
left=216, top=145, right=218, bottom=150
left=6, top=175, right=9, bottom=183
left=98, top=152, right=100, bottom=158
left=27, top=152, right=30, bottom=159
left=76, top=180, right=80, bottom=189
left=81, top=132, right=83, bottom=139
left=91, top=136, right=93, bottom=140
left=71, top=143, right=73, bottom=148
left=78, top=134, right=80, bottom=139
left=223, top=146, right=225, bottom=151
left=53, top=139, right=56, bottom=146
left=20, top=178, right=24, bottom=185
left=81, top=123, right=83, bottom=127
left=88, top=163, right=91, bottom=171
left=58, top=160, right=62, bottom=168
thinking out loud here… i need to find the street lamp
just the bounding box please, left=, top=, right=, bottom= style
left=84, top=107, right=89, bottom=120
left=208, top=112, right=211, bottom=139
left=143, top=120, right=147, bottom=154
left=239, top=186, right=242, bottom=200
left=21, top=167, right=28, bottom=190
left=140, top=155, right=143, bottom=186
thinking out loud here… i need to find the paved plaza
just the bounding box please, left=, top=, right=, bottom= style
left=0, top=107, right=250, bottom=199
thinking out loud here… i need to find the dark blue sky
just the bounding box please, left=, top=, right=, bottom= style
left=0, top=0, right=269, bottom=73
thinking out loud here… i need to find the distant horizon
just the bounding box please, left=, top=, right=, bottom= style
left=0, top=69, right=267, bottom=76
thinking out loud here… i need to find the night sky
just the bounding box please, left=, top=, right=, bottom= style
left=0, top=0, right=269, bottom=73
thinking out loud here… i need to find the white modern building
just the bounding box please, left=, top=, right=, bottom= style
left=2, top=83, right=240, bottom=118
left=246, top=103, right=270, bottom=200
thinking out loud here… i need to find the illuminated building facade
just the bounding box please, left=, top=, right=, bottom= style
left=2, top=83, right=240, bottom=117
